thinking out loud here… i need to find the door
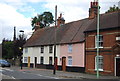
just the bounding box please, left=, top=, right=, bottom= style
left=55, top=57, right=58, bottom=70
left=116, top=58, right=120, bottom=76
left=62, top=57, right=66, bottom=71
left=28, top=57, right=30, bottom=68
left=34, top=57, right=37, bottom=68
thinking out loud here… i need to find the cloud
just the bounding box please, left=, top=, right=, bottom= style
left=0, top=3, right=32, bottom=41
left=0, top=0, right=119, bottom=43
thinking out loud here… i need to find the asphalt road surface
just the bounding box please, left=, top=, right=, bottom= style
left=1, top=67, right=58, bottom=79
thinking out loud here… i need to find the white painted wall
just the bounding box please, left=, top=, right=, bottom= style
left=23, top=45, right=61, bottom=65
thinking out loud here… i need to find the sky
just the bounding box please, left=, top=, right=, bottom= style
left=0, top=0, right=120, bottom=43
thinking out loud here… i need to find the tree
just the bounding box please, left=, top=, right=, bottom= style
left=2, top=39, right=14, bottom=59
left=15, top=34, right=26, bottom=57
left=2, top=34, right=26, bottom=59
left=31, top=12, right=54, bottom=30
left=106, top=5, right=120, bottom=13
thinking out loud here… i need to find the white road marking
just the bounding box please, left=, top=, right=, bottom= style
left=11, top=76, right=16, bottom=79
left=22, top=71, right=59, bottom=79
left=36, top=74, right=59, bottom=79
left=0, top=69, right=2, bottom=72
left=2, top=68, right=14, bottom=72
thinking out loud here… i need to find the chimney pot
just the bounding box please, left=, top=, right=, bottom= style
left=60, top=13, right=62, bottom=18
left=93, top=2, right=95, bottom=5
left=91, top=2, right=93, bottom=7
left=57, top=13, right=65, bottom=27
left=89, top=1, right=98, bottom=19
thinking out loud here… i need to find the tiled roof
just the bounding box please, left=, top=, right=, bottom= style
left=24, top=11, right=119, bottom=47
left=24, top=18, right=94, bottom=47
left=84, top=11, right=120, bottom=32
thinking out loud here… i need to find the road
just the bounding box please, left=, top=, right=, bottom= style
left=1, top=67, right=58, bottom=79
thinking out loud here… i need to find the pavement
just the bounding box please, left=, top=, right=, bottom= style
left=10, top=66, right=120, bottom=79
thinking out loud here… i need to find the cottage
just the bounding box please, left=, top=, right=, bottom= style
left=23, top=16, right=93, bottom=72
left=23, top=0, right=100, bottom=73
left=84, top=11, right=120, bottom=76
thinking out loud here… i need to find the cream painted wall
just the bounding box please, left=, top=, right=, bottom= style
left=23, top=45, right=61, bottom=65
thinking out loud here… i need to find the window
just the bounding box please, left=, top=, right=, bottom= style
left=49, top=57, right=52, bottom=65
left=41, top=46, right=44, bottom=53
left=25, top=48, right=28, bottom=53
left=68, top=56, right=72, bottom=66
left=95, top=55, right=103, bottom=71
left=116, top=36, right=120, bottom=41
left=49, top=45, right=53, bottom=53
left=95, top=35, right=103, bottom=48
left=24, top=57, right=28, bottom=63
left=40, top=57, right=44, bottom=64
left=68, top=44, right=72, bottom=53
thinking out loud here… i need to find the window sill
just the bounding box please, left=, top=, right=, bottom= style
left=95, top=69, right=104, bottom=72
left=95, top=47, right=104, bottom=49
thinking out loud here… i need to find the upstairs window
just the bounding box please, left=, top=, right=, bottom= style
left=25, top=48, right=28, bottom=53
left=41, top=46, right=44, bottom=53
left=49, top=45, right=53, bottom=53
left=95, top=35, right=103, bottom=48
left=68, top=44, right=72, bottom=53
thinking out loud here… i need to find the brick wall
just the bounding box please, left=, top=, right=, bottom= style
left=85, top=28, right=120, bottom=75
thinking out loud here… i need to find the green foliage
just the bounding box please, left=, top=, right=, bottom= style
left=2, top=35, right=26, bottom=59
left=31, top=12, right=54, bottom=30
left=2, top=40, right=14, bottom=59
left=106, top=5, right=120, bottom=13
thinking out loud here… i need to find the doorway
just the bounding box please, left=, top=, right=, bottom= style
left=34, top=57, right=37, bottom=68
left=115, top=57, right=120, bottom=76
left=28, top=57, right=30, bottom=68
left=62, top=57, right=66, bottom=71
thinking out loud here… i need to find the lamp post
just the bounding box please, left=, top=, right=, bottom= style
left=19, top=47, right=23, bottom=69
left=19, top=30, right=24, bottom=70
left=53, top=5, right=57, bottom=75
left=96, top=0, right=100, bottom=79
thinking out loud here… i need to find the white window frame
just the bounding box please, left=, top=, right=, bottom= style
left=68, top=56, right=72, bottom=66
left=49, top=45, right=53, bottom=53
left=40, top=57, right=44, bottom=64
left=24, top=57, right=28, bottom=63
left=95, top=35, right=103, bottom=48
left=68, top=44, right=72, bottom=53
left=40, top=46, right=44, bottom=53
left=49, top=57, right=52, bottom=65
left=25, top=48, right=28, bottom=53
left=95, top=55, right=104, bottom=71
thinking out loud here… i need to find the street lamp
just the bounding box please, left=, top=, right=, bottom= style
left=96, top=0, right=100, bottom=79
left=53, top=5, right=57, bottom=75
left=19, top=30, right=24, bottom=70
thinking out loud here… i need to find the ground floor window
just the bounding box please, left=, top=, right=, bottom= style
left=95, top=55, right=103, bottom=71
left=40, top=57, right=44, bottom=64
left=68, top=56, right=72, bottom=66
left=24, top=57, right=28, bottom=63
left=49, top=57, right=52, bottom=65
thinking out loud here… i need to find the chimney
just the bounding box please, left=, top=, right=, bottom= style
left=57, top=13, right=65, bottom=27
left=89, top=1, right=98, bottom=19
left=13, top=26, right=16, bottom=41
left=35, top=22, right=40, bottom=31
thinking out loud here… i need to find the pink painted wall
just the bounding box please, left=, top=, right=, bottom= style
left=60, top=43, right=85, bottom=67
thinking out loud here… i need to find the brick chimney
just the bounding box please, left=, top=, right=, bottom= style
left=35, top=22, right=40, bottom=31
left=57, top=13, right=65, bottom=27
left=89, top=1, right=98, bottom=19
